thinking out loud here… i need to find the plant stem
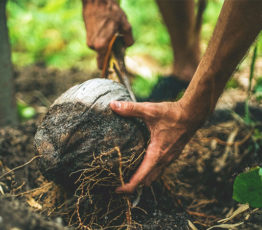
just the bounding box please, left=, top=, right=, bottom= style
left=245, top=43, right=258, bottom=124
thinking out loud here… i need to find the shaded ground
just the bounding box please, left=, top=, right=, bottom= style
left=0, top=64, right=262, bottom=229
left=0, top=196, right=71, bottom=230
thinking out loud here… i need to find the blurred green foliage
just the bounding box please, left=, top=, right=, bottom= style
left=6, top=0, right=262, bottom=98
left=132, top=74, right=159, bottom=98
left=122, top=0, right=173, bottom=66
left=225, top=78, right=239, bottom=89
left=7, top=0, right=95, bottom=69
left=7, top=0, right=227, bottom=70
left=17, top=100, right=36, bottom=121
left=254, top=77, right=262, bottom=101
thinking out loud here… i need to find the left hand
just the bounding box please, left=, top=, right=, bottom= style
left=82, top=0, right=134, bottom=69
left=110, top=100, right=201, bottom=193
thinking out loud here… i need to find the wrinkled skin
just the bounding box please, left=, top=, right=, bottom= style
left=82, top=0, right=134, bottom=69
left=110, top=0, right=262, bottom=193
left=110, top=100, right=202, bottom=193
left=83, top=0, right=262, bottom=194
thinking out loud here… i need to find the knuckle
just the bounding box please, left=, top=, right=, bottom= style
left=94, top=39, right=107, bottom=51
left=125, top=102, right=134, bottom=112
left=96, top=56, right=103, bottom=69
left=143, top=103, right=159, bottom=119
left=87, top=40, right=94, bottom=49
left=123, top=22, right=132, bottom=32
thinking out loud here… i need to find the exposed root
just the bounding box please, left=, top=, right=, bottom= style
left=0, top=155, right=42, bottom=180
left=48, top=146, right=145, bottom=229
left=116, top=147, right=132, bottom=229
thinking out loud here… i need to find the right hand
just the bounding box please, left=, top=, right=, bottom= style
left=110, top=100, right=204, bottom=193
left=82, top=0, right=134, bottom=69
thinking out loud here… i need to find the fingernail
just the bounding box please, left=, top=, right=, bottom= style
left=113, top=101, right=122, bottom=109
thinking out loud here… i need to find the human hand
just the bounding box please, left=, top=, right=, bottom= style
left=110, top=100, right=202, bottom=193
left=82, top=0, right=134, bottom=69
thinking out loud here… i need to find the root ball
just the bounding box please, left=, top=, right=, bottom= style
left=35, top=79, right=149, bottom=190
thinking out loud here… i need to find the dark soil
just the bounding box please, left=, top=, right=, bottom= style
left=0, top=64, right=262, bottom=229
left=0, top=196, right=71, bottom=230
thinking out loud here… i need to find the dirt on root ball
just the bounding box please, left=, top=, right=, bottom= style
left=34, top=79, right=154, bottom=228
left=35, top=79, right=149, bottom=190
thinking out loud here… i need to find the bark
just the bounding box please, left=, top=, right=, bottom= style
left=0, top=0, right=17, bottom=127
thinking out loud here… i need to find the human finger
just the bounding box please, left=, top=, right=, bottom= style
left=144, top=165, right=163, bottom=187
left=115, top=142, right=160, bottom=193
left=92, top=22, right=116, bottom=69
left=97, top=50, right=107, bottom=70
left=110, top=101, right=150, bottom=118
left=120, top=18, right=134, bottom=47
left=143, top=146, right=181, bottom=186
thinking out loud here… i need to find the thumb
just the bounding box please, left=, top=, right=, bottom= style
left=110, top=101, right=148, bottom=118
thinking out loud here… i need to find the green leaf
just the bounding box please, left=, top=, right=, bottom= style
left=259, top=168, right=262, bottom=177
left=132, top=75, right=158, bottom=98
left=17, top=101, right=36, bottom=120
left=255, top=85, right=262, bottom=93
left=225, top=78, right=239, bottom=89
left=233, top=167, right=262, bottom=208
left=21, top=107, right=36, bottom=119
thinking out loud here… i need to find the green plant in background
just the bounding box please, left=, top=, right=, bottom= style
left=225, top=78, right=239, bottom=89
left=6, top=0, right=262, bottom=104
left=201, top=0, right=223, bottom=48
left=122, top=0, right=224, bottom=67
left=233, top=34, right=262, bottom=208
left=233, top=167, right=262, bottom=208
left=244, top=44, right=258, bottom=125
left=17, top=100, right=36, bottom=121
left=7, top=0, right=227, bottom=71
left=254, top=77, right=262, bottom=101
left=121, top=0, right=173, bottom=66
left=7, top=0, right=96, bottom=69
left=132, top=74, right=159, bottom=98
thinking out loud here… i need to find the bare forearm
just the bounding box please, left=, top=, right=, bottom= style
left=181, top=0, right=262, bottom=123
